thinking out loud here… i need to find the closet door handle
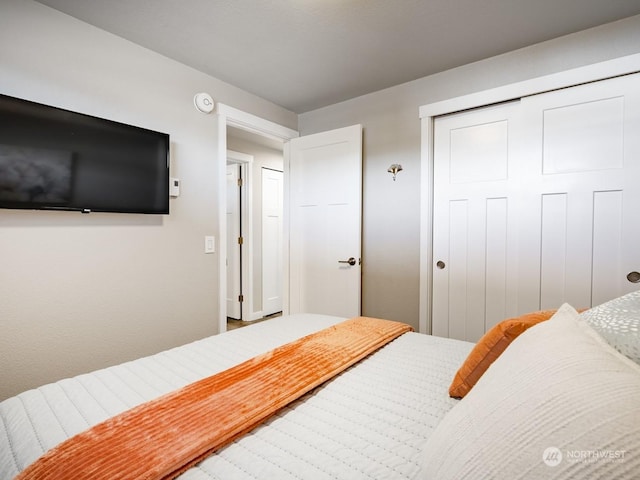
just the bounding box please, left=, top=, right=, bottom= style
left=627, top=271, right=640, bottom=283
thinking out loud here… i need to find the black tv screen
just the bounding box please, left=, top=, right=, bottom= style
left=0, top=94, right=169, bottom=214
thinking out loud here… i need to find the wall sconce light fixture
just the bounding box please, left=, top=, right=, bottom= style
left=387, top=163, right=403, bottom=181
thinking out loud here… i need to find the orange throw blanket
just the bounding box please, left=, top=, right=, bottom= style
left=18, top=316, right=411, bottom=480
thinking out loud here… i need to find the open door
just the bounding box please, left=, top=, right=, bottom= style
left=262, top=167, right=284, bottom=316
left=226, top=163, right=242, bottom=320
left=287, top=124, right=363, bottom=318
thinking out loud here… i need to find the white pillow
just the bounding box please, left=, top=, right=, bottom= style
left=423, top=303, right=640, bottom=480
left=580, top=289, right=640, bottom=365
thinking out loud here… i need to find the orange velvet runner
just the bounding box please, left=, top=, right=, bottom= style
left=17, top=316, right=412, bottom=480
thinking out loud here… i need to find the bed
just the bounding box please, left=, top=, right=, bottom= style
left=0, top=314, right=472, bottom=480
left=2, top=292, right=640, bottom=480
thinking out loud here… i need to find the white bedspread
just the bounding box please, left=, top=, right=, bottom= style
left=0, top=314, right=473, bottom=480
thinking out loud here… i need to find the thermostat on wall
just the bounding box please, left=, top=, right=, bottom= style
left=170, top=177, right=180, bottom=197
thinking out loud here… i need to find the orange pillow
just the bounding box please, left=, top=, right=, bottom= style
left=448, top=310, right=556, bottom=398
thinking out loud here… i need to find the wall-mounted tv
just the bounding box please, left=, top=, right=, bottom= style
left=0, top=94, right=170, bottom=214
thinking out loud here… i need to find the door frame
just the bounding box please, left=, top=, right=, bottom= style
left=418, top=52, right=640, bottom=335
left=216, top=104, right=298, bottom=333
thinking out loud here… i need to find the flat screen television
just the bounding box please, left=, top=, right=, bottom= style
left=0, top=94, right=170, bottom=214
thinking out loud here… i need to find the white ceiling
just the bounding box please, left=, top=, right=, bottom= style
left=35, top=0, right=640, bottom=113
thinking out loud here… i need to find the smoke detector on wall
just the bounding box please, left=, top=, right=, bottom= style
left=193, top=92, right=215, bottom=114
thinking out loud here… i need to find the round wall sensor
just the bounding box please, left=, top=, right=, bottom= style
left=193, top=92, right=215, bottom=114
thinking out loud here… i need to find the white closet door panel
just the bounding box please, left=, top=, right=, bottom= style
left=542, top=96, right=624, bottom=174
left=592, top=190, right=624, bottom=306
left=433, top=103, right=519, bottom=341
left=433, top=72, right=640, bottom=340
left=449, top=120, right=509, bottom=183
left=616, top=73, right=640, bottom=299
left=485, top=197, right=509, bottom=331
left=539, top=191, right=595, bottom=310
left=539, top=193, right=568, bottom=309
left=520, top=72, right=640, bottom=310
left=466, top=199, right=491, bottom=341
left=446, top=200, right=469, bottom=341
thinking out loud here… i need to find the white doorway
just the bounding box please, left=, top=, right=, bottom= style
left=216, top=105, right=363, bottom=332
left=217, top=105, right=296, bottom=333
left=226, top=126, right=286, bottom=324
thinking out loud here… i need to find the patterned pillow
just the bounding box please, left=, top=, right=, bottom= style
left=580, top=289, right=640, bottom=365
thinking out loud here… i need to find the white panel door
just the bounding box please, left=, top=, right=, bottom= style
left=433, top=102, right=520, bottom=341
left=226, top=163, right=242, bottom=320
left=433, top=72, right=640, bottom=341
left=262, top=168, right=283, bottom=316
left=517, top=73, right=640, bottom=311
left=288, top=124, right=362, bottom=317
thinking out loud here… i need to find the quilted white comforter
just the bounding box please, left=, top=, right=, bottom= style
left=0, top=314, right=473, bottom=480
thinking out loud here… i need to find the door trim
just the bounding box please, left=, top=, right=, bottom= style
left=216, top=104, right=298, bottom=333
left=419, top=52, right=640, bottom=335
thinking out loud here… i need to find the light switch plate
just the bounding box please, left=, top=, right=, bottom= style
left=204, top=236, right=215, bottom=254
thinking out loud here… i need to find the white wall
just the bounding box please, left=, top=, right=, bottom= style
left=299, top=14, right=640, bottom=331
left=0, top=0, right=296, bottom=400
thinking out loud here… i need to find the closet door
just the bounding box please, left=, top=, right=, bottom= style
left=432, top=72, right=640, bottom=342
left=518, top=73, right=640, bottom=311
left=432, top=102, right=521, bottom=341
